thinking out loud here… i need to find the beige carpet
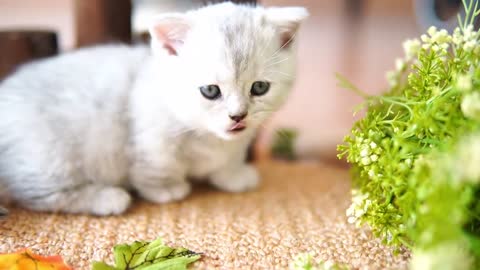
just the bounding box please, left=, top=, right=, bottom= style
left=0, top=161, right=410, bottom=269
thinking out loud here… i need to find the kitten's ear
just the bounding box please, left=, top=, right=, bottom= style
left=149, top=14, right=191, bottom=56
left=264, top=7, right=309, bottom=49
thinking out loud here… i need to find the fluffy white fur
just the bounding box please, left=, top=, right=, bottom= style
left=0, top=2, right=307, bottom=215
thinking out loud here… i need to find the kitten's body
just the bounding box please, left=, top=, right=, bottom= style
left=0, top=46, right=147, bottom=214
left=0, top=3, right=307, bottom=215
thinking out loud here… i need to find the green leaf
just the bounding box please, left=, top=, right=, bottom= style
left=464, top=231, right=480, bottom=258
left=92, top=238, right=201, bottom=270
left=270, top=128, right=298, bottom=160
left=289, top=253, right=350, bottom=270
left=92, top=262, right=117, bottom=270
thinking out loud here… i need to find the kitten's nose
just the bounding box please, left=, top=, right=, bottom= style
left=229, top=112, right=248, bottom=122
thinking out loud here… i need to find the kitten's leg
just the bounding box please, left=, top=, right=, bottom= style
left=129, top=114, right=192, bottom=203
left=18, top=184, right=132, bottom=216
left=130, top=162, right=191, bottom=204
left=209, top=163, right=260, bottom=192
left=1, top=134, right=132, bottom=215
left=133, top=179, right=191, bottom=204
left=2, top=145, right=131, bottom=215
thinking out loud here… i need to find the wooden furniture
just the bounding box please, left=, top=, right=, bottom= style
left=0, top=31, right=58, bottom=80
left=74, top=0, right=132, bottom=48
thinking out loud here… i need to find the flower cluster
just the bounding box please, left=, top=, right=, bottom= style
left=453, top=25, right=479, bottom=52
left=420, top=26, right=451, bottom=52
left=346, top=189, right=370, bottom=225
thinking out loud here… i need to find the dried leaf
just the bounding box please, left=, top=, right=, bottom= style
left=0, top=249, right=72, bottom=270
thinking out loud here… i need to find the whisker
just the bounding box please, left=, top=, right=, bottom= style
left=265, top=56, right=290, bottom=67
left=264, top=55, right=281, bottom=65
left=264, top=70, right=294, bottom=79
left=251, top=108, right=277, bottom=114
left=267, top=32, right=298, bottom=61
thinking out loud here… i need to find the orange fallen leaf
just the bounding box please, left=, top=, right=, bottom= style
left=0, top=249, right=71, bottom=270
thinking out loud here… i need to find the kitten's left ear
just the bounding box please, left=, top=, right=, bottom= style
left=264, top=7, right=309, bottom=49
left=149, top=14, right=191, bottom=56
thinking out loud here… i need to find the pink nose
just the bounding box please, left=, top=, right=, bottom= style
left=229, top=112, right=248, bottom=122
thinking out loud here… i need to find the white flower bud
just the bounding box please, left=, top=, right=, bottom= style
left=456, top=74, right=472, bottom=92
left=405, top=158, right=412, bottom=166
left=355, top=209, right=365, bottom=217
left=455, top=134, right=480, bottom=183
left=347, top=216, right=357, bottom=224
left=361, top=157, right=371, bottom=166
left=463, top=40, right=476, bottom=52
left=403, top=38, right=421, bottom=59
left=395, top=58, right=405, bottom=71
left=386, top=71, right=398, bottom=87
left=461, top=92, right=480, bottom=120
left=427, top=26, right=437, bottom=37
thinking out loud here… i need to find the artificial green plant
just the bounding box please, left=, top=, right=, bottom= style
left=271, top=128, right=298, bottom=160
left=338, top=1, right=480, bottom=269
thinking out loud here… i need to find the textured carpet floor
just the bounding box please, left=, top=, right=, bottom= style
left=0, top=161, right=410, bottom=269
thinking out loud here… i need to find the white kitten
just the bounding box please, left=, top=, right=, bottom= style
left=0, top=3, right=307, bottom=215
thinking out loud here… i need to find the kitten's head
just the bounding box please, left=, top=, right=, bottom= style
left=149, top=2, right=308, bottom=140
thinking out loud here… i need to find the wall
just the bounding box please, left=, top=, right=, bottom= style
left=0, top=0, right=75, bottom=50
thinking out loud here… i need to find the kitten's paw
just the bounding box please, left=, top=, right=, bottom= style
left=210, top=165, right=259, bottom=192
left=92, top=187, right=132, bottom=216
left=139, top=181, right=191, bottom=204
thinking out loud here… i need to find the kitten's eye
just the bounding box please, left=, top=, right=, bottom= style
left=199, top=85, right=221, bottom=100
left=250, top=81, right=270, bottom=96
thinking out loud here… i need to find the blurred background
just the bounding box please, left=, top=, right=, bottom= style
left=0, top=0, right=465, bottom=164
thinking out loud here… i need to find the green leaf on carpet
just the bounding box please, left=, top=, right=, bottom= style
left=271, top=128, right=298, bottom=160
left=91, top=238, right=201, bottom=270
left=290, top=254, right=349, bottom=270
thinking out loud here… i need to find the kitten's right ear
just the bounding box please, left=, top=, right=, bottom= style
left=264, top=7, right=309, bottom=50
left=149, top=14, right=191, bottom=56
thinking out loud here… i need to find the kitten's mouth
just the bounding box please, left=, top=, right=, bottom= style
left=228, top=122, right=247, bottom=133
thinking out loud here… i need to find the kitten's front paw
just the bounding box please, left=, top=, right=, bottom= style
left=210, top=165, right=259, bottom=192
left=138, top=181, right=191, bottom=204
left=93, top=187, right=132, bottom=216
